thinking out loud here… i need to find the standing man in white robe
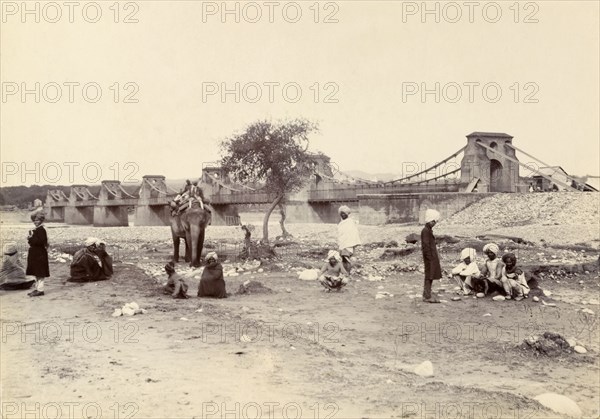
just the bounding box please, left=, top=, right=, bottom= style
left=337, top=205, right=361, bottom=274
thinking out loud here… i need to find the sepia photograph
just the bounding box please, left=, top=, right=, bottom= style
left=1, top=1, right=599, bottom=418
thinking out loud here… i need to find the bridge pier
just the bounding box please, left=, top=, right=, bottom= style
left=47, top=206, right=65, bottom=222
left=65, top=206, right=94, bottom=225
left=93, top=181, right=130, bottom=227
left=135, top=176, right=171, bottom=226
left=93, top=206, right=129, bottom=226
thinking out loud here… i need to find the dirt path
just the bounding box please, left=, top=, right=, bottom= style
left=2, top=256, right=598, bottom=419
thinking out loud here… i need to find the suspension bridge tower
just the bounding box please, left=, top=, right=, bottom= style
left=460, top=132, right=520, bottom=192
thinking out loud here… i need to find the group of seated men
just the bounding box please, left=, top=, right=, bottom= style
left=451, top=243, right=530, bottom=300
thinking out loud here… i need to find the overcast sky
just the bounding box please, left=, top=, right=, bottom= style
left=1, top=1, right=598, bottom=187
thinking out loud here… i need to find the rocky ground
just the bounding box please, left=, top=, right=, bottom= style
left=1, top=194, right=599, bottom=419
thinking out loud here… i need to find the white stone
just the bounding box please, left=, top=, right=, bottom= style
left=476, top=293, right=485, bottom=298
left=543, top=290, right=552, bottom=297
left=492, top=295, right=506, bottom=301
left=122, top=307, right=135, bottom=316
left=581, top=308, right=594, bottom=315
left=533, top=393, right=582, bottom=418
left=414, top=361, right=434, bottom=377
left=533, top=296, right=540, bottom=302
left=573, top=346, right=587, bottom=354
left=451, top=297, right=461, bottom=301
left=566, top=338, right=577, bottom=347
left=111, top=309, right=122, bottom=317
left=240, top=334, right=252, bottom=343
left=298, top=269, right=319, bottom=281
left=483, top=313, right=492, bottom=317
left=588, top=298, right=599, bottom=305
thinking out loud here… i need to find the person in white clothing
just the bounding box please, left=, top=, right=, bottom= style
left=337, top=205, right=361, bottom=273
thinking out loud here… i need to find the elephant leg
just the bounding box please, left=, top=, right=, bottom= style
left=183, top=237, right=191, bottom=263
left=185, top=231, right=194, bottom=266
left=172, top=235, right=180, bottom=262
left=196, top=228, right=206, bottom=267
left=189, top=224, right=202, bottom=268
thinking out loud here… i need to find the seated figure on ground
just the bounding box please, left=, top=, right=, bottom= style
left=501, top=253, right=530, bottom=301
left=319, top=250, right=349, bottom=292
left=198, top=252, right=227, bottom=298
left=451, top=248, right=481, bottom=295
left=479, top=243, right=504, bottom=295
left=69, top=238, right=113, bottom=282
left=0, top=243, right=35, bottom=291
left=163, top=262, right=189, bottom=299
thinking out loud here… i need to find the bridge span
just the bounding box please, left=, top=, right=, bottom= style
left=44, top=132, right=588, bottom=226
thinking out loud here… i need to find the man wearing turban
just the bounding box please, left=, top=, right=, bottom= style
left=26, top=211, right=49, bottom=297
left=198, top=252, right=227, bottom=298
left=451, top=248, right=481, bottom=295
left=501, top=253, right=530, bottom=300
left=318, top=250, right=349, bottom=291
left=337, top=206, right=361, bottom=273
left=421, top=209, right=442, bottom=303
left=163, top=261, right=189, bottom=299
left=0, top=243, right=35, bottom=291
left=480, top=243, right=505, bottom=295
left=68, top=237, right=113, bottom=282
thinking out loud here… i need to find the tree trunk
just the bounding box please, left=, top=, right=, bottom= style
left=278, top=202, right=291, bottom=238
left=262, top=194, right=283, bottom=244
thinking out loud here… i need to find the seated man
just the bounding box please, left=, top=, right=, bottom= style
left=479, top=243, right=504, bottom=295
left=319, top=250, right=349, bottom=292
left=198, top=252, right=227, bottom=298
left=69, top=237, right=113, bottom=282
left=501, top=253, right=530, bottom=301
left=163, top=262, right=189, bottom=299
left=451, top=248, right=481, bottom=295
left=0, top=243, right=35, bottom=291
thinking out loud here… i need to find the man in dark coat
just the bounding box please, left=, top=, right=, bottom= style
left=26, top=211, right=49, bottom=297
left=198, top=252, right=227, bottom=298
left=421, top=209, right=442, bottom=303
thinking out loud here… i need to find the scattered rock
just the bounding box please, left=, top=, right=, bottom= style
left=298, top=269, right=319, bottom=281
left=533, top=296, right=540, bottom=302
left=581, top=308, right=594, bottom=315
left=533, top=393, right=582, bottom=418
left=451, top=297, right=461, bottom=301
left=566, top=338, right=577, bottom=347
left=521, top=332, right=571, bottom=357
left=573, top=346, right=587, bottom=354
left=476, top=293, right=485, bottom=298
left=492, top=295, right=506, bottom=301
left=414, top=361, right=434, bottom=377
left=111, top=309, right=122, bottom=317
left=236, top=281, right=273, bottom=295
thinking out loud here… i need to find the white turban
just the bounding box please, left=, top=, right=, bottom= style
left=425, top=209, right=441, bottom=223
left=326, top=250, right=342, bottom=262
left=483, top=243, right=499, bottom=255
left=460, top=248, right=476, bottom=261
left=205, top=251, right=218, bottom=261
left=95, top=239, right=106, bottom=246
left=338, top=205, right=351, bottom=215
left=84, top=237, right=99, bottom=247
left=3, top=243, right=18, bottom=255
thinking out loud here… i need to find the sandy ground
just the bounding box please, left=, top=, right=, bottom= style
left=1, top=213, right=599, bottom=419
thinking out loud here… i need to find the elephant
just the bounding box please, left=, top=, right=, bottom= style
left=169, top=202, right=211, bottom=267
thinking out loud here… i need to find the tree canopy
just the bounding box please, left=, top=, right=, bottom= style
left=220, top=118, right=319, bottom=243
